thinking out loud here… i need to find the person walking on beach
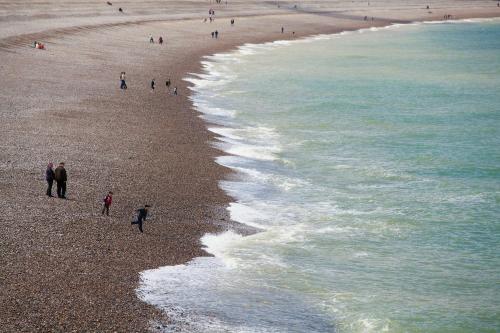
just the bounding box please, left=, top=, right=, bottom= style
left=215, top=30, right=219, bottom=39
left=281, top=26, right=284, bottom=33
left=102, top=191, right=113, bottom=216
left=159, top=36, right=163, bottom=45
left=166, top=78, right=171, bottom=91
left=149, top=36, right=154, bottom=43
left=54, top=162, right=67, bottom=199
left=45, top=162, right=55, bottom=197
left=120, top=71, right=127, bottom=90
left=131, top=205, right=150, bottom=233
left=173, top=87, right=178, bottom=95
left=151, top=79, right=156, bottom=91
left=211, top=31, right=215, bottom=38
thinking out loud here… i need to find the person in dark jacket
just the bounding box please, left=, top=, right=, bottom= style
left=131, top=205, right=150, bottom=233
left=54, top=162, right=67, bottom=199
left=45, top=162, right=55, bottom=197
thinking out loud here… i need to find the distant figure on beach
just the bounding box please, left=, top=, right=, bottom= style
left=118, top=7, right=123, bottom=13
left=173, top=87, right=178, bottom=95
left=120, top=71, right=127, bottom=89
left=34, top=41, right=45, bottom=49
left=211, top=31, right=215, bottom=38
left=215, top=30, right=219, bottom=39
left=230, top=18, right=234, bottom=25
left=131, top=205, right=150, bottom=233
left=107, top=1, right=112, bottom=5
left=54, top=162, right=67, bottom=199
left=102, top=191, right=113, bottom=216
left=149, top=36, right=154, bottom=43
left=426, top=5, right=430, bottom=9
left=166, top=79, right=171, bottom=90
left=45, top=163, right=55, bottom=197
left=159, top=36, right=163, bottom=45
left=151, top=79, right=156, bottom=91
left=281, top=26, right=284, bottom=33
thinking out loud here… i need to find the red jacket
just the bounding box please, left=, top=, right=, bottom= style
left=103, top=195, right=112, bottom=206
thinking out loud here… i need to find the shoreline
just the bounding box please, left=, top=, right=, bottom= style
left=140, top=15, right=500, bottom=330
left=0, top=1, right=498, bottom=330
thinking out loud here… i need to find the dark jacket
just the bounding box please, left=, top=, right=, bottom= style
left=137, top=208, right=148, bottom=221
left=54, top=166, right=67, bottom=182
left=46, top=168, right=55, bottom=181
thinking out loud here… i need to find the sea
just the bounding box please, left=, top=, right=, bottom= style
left=138, top=19, right=500, bottom=333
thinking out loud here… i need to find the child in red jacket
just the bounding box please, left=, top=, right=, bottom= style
left=102, top=191, right=113, bottom=216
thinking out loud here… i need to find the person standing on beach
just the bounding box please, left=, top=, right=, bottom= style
left=159, top=36, right=163, bottom=45
left=131, top=205, right=150, bottom=233
left=151, top=79, right=155, bottom=91
left=54, top=162, right=67, bottom=199
left=120, top=71, right=127, bottom=89
left=45, top=163, right=55, bottom=197
left=102, top=191, right=113, bottom=216
left=281, top=26, right=284, bottom=33
left=149, top=36, right=154, bottom=43
left=166, top=78, right=171, bottom=91
left=173, top=87, right=178, bottom=95
left=215, top=30, right=219, bottom=39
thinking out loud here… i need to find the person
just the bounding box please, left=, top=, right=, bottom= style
left=159, top=36, right=163, bottom=44
left=120, top=71, right=127, bottom=89
left=102, top=191, right=113, bottom=216
left=215, top=30, right=219, bottom=39
left=45, top=163, right=55, bottom=197
left=54, top=162, right=67, bottom=199
left=131, top=205, right=150, bottom=233
left=173, top=87, right=178, bottom=95
left=151, top=79, right=155, bottom=91
left=118, top=7, right=123, bottom=12
left=149, top=36, right=154, bottom=43
left=281, top=26, right=284, bottom=33
left=211, top=31, right=214, bottom=38
left=166, top=79, right=171, bottom=90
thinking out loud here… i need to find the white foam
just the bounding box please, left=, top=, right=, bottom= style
left=227, top=202, right=269, bottom=229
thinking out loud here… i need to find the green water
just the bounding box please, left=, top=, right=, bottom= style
left=142, top=20, right=500, bottom=333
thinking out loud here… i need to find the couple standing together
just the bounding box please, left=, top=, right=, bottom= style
left=46, top=162, right=67, bottom=198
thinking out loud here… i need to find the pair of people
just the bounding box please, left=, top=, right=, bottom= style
left=103, top=193, right=151, bottom=233
left=46, top=162, right=67, bottom=198
left=166, top=79, right=178, bottom=95
left=150, top=36, right=164, bottom=44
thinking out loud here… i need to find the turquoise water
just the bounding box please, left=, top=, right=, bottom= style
left=140, top=20, right=500, bottom=332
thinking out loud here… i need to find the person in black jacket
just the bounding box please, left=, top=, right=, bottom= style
left=131, top=205, right=150, bottom=233
left=54, top=162, right=67, bottom=199
left=45, top=162, right=55, bottom=197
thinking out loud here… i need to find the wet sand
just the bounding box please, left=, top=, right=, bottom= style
left=0, top=1, right=498, bottom=331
